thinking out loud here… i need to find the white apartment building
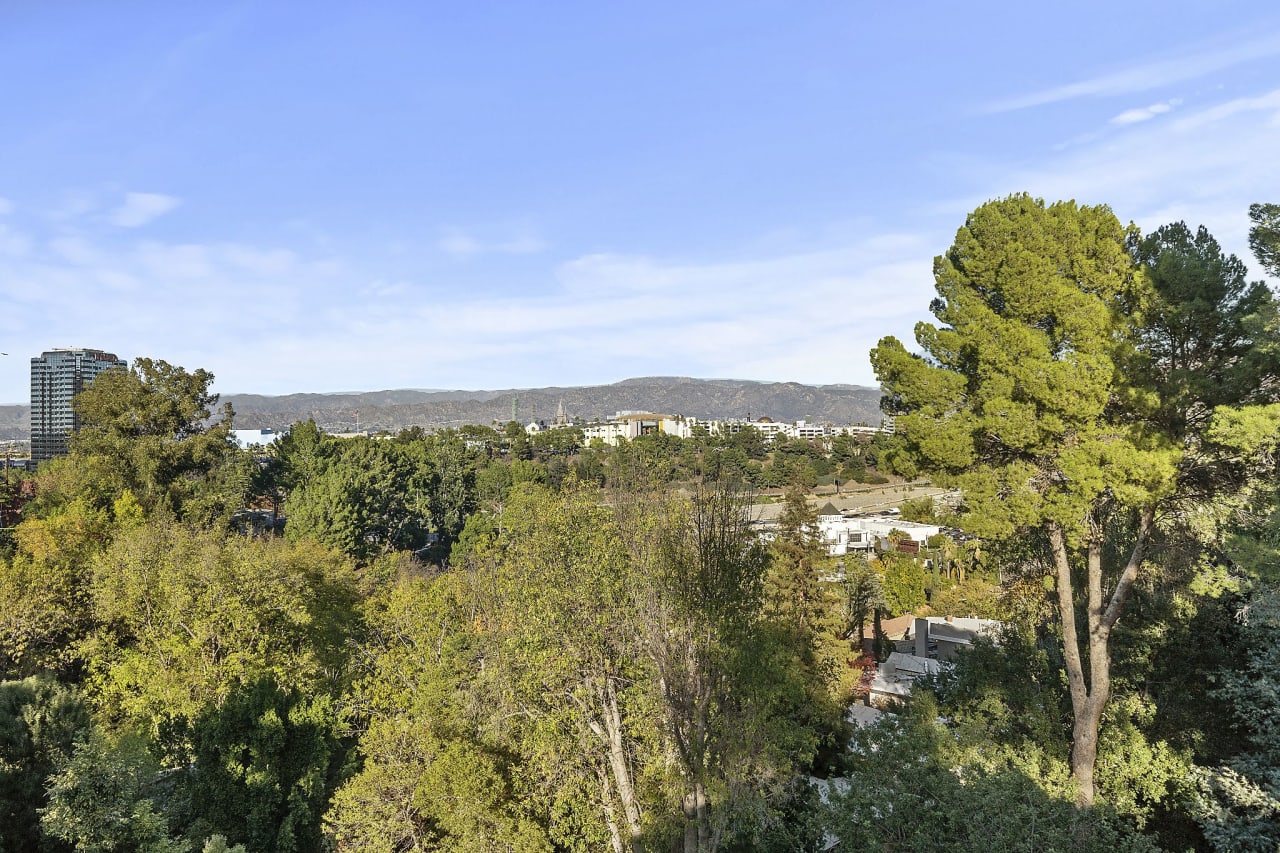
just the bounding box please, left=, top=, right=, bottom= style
left=708, top=419, right=890, bottom=444
left=581, top=412, right=696, bottom=445
left=574, top=411, right=890, bottom=448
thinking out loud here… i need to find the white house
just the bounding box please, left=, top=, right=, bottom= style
left=812, top=506, right=942, bottom=557
left=233, top=428, right=278, bottom=450
left=909, top=616, right=1003, bottom=660
left=868, top=651, right=942, bottom=706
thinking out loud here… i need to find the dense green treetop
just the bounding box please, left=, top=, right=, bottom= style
left=872, top=196, right=1177, bottom=543
left=73, top=358, right=224, bottom=442
left=85, top=520, right=359, bottom=743
left=1249, top=202, right=1280, bottom=278
left=1194, top=586, right=1280, bottom=849
left=1130, top=222, right=1276, bottom=435
left=41, top=733, right=189, bottom=853
left=0, top=676, right=92, bottom=850
left=68, top=358, right=237, bottom=516
left=765, top=482, right=829, bottom=632
left=283, top=437, right=430, bottom=562
left=826, top=696, right=1161, bottom=853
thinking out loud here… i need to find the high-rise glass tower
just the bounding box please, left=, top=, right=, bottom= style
left=30, top=348, right=127, bottom=462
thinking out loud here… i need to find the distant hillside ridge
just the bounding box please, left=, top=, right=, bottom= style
left=224, top=377, right=885, bottom=435
left=0, top=406, right=28, bottom=442
left=0, top=378, right=885, bottom=440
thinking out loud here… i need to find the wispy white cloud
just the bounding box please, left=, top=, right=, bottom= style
left=436, top=231, right=478, bottom=256
left=0, top=225, right=30, bottom=257
left=5, top=67, right=1272, bottom=403
left=109, top=192, right=182, bottom=227
left=0, top=213, right=935, bottom=400
left=136, top=241, right=212, bottom=278
left=1110, top=99, right=1181, bottom=126
left=94, top=269, right=142, bottom=293
left=0, top=197, right=13, bottom=216
left=956, top=85, right=1280, bottom=272
left=48, top=193, right=97, bottom=223
left=437, top=227, right=546, bottom=257
left=0, top=228, right=342, bottom=393
left=48, top=236, right=103, bottom=265
left=221, top=245, right=297, bottom=276
left=988, top=31, right=1280, bottom=112
left=346, top=236, right=937, bottom=390
left=1169, top=88, right=1280, bottom=131
left=359, top=279, right=413, bottom=299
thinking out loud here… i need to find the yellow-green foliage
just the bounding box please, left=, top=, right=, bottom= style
left=84, top=520, right=359, bottom=742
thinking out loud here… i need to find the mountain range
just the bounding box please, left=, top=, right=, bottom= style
left=0, top=377, right=885, bottom=440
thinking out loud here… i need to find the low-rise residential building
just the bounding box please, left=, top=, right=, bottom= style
left=868, top=651, right=942, bottom=707
left=759, top=506, right=943, bottom=557
left=813, top=506, right=942, bottom=557
left=581, top=420, right=630, bottom=444
left=815, top=503, right=874, bottom=555
left=832, top=425, right=883, bottom=438
left=233, top=428, right=279, bottom=449
left=790, top=420, right=828, bottom=441
left=909, top=616, right=1003, bottom=661
left=845, top=703, right=886, bottom=728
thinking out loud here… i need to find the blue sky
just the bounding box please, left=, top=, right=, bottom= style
left=2, top=2, right=1278, bottom=404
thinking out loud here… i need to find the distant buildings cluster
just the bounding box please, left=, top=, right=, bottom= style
left=528, top=407, right=894, bottom=447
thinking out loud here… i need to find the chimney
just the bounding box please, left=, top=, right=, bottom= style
left=914, top=617, right=929, bottom=658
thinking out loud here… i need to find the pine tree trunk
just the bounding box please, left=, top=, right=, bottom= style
left=1048, top=508, right=1153, bottom=807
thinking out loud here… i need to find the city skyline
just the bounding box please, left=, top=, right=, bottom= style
left=2, top=3, right=1278, bottom=404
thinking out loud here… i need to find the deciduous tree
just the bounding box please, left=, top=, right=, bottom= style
left=182, top=678, right=346, bottom=853
left=877, top=550, right=926, bottom=616
left=41, top=734, right=188, bottom=853
left=70, top=358, right=235, bottom=515
left=471, top=483, right=652, bottom=852
left=284, top=438, right=430, bottom=562
left=85, top=520, right=358, bottom=747
left=625, top=484, right=823, bottom=851
left=325, top=571, right=552, bottom=852
left=843, top=559, right=887, bottom=647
